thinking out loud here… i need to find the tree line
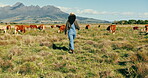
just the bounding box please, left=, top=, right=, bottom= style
left=113, top=20, right=148, bottom=25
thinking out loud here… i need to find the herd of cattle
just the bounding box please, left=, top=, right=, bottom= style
left=0, top=24, right=67, bottom=34
left=0, top=24, right=148, bottom=34
left=84, top=24, right=148, bottom=34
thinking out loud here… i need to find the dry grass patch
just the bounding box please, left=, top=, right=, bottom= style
left=9, top=46, right=23, bottom=56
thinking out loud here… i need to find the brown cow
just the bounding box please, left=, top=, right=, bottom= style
left=30, top=25, right=38, bottom=29
left=38, top=24, right=45, bottom=30
left=58, top=25, right=66, bottom=33
left=98, top=25, right=101, bottom=28
left=107, top=25, right=116, bottom=34
left=23, top=25, right=30, bottom=29
left=133, top=26, right=139, bottom=30
left=145, top=25, right=148, bottom=33
left=51, top=25, right=54, bottom=28
left=85, top=24, right=90, bottom=29
left=6, top=25, right=11, bottom=30
left=14, top=25, right=26, bottom=34
left=56, top=25, right=61, bottom=28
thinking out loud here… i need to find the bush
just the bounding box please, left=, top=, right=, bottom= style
left=118, top=63, right=148, bottom=78
left=0, top=59, right=14, bottom=72
left=9, top=46, right=23, bottom=56
left=112, top=41, right=135, bottom=51
left=17, top=62, right=40, bottom=75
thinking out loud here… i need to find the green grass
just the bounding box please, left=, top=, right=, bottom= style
left=0, top=24, right=147, bottom=78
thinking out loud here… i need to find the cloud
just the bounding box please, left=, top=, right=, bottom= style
left=77, top=10, right=136, bottom=16
left=121, top=12, right=135, bottom=15
left=57, top=6, right=148, bottom=19
left=58, top=6, right=108, bottom=15
left=57, top=6, right=136, bottom=15
left=77, top=9, right=99, bottom=14
left=57, top=6, right=80, bottom=14
left=57, top=6, right=71, bottom=12
left=138, top=12, right=148, bottom=18
left=144, top=12, right=148, bottom=15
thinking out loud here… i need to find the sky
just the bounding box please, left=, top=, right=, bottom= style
left=0, top=0, right=148, bottom=21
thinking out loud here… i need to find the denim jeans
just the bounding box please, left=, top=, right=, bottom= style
left=68, top=32, right=76, bottom=50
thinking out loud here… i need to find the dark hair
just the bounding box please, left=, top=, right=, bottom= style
left=68, top=14, right=76, bottom=25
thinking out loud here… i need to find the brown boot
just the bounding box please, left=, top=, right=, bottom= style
left=71, top=50, right=74, bottom=54
left=69, top=49, right=74, bottom=54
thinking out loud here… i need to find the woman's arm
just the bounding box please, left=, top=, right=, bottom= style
left=74, top=20, right=80, bottom=30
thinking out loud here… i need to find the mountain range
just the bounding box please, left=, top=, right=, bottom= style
left=0, top=2, right=110, bottom=24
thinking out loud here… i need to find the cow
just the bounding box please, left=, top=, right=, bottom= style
left=30, top=25, right=38, bottom=29
left=85, top=24, right=90, bottom=29
left=6, top=25, right=11, bottom=30
left=133, top=26, right=139, bottom=30
left=98, top=25, right=101, bottom=28
left=0, top=26, right=6, bottom=33
left=51, top=25, right=54, bottom=28
left=14, top=25, right=26, bottom=34
left=0, top=25, right=12, bottom=33
left=56, top=25, right=61, bottom=28
left=38, top=24, right=46, bottom=30
left=58, top=25, right=66, bottom=33
left=145, top=25, right=148, bottom=33
left=107, top=25, right=116, bottom=34
left=23, top=25, right=30, bottom=29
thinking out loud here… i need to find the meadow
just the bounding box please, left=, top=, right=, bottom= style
left=0, top=24, right=148, bottom=78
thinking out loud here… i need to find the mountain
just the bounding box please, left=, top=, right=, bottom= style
left=0, top=2, right=110, bottom=24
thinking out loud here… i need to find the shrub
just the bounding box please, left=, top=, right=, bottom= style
left=23, top=35, right=36, bottom=46
left=0, top=59, right=14, bottom=72
left=118, top=63, right=148, bottom=78
left=130, top=51, right=148, bottom=62
left=40, top=41, right=52, bottom=48
left=9, top=46, right=23, bottom=56
left=136, top=62, right=148, bottom=78
left=17, top=62, right=40, bottom=75
left=99, top=71, right=113, bottom=78
left=112, top=41, right=135, bottom=51
left=0, top=40, right=8, bottom=45
left=136, top=51, right=148, bottom=61
left=86, top=72, right=96, bottom=78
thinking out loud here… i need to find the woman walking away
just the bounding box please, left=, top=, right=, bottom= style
left=65, top=13, right=80, bottom=54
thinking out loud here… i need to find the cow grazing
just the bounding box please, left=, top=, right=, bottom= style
left=98, top=25, right=101, bottom=28
left=56, top=25, right=61, bottom=28
left=51, top=25, right=54, bottom=28
left=0, top=26, right=6, bottom=33
left=145, top=25, right=148, bottom=33
left=24, top=25, right=30, bottom=29
left=133, top=26, right=139, bottom=30
left=107, top=25, right=116, bottom=34
left=85, top=25, right=90, bottom=29
left=58, top=25, right=66, bottom=33
left=6, top=25, right=11, bottom=30
left=30, top=25, right=38, bottom=29
left=38, top=24, right=46, bottom=30
left=14, top=25, right=26, bottom=34
left=0, top=25, right=12, bottom=33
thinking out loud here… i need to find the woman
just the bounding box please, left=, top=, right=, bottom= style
left=65, top=13, right=80, bottom=54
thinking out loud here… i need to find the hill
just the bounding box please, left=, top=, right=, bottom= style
left=0, top=2, right=110, bottom=24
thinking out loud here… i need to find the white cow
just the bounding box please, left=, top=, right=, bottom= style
left=0, top=25, right=7, bottom=33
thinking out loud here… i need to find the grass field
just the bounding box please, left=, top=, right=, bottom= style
left=0, top=24, right=148, bottom=78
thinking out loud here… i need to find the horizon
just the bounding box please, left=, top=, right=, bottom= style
left=0, top=0, right=148, bottom=21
